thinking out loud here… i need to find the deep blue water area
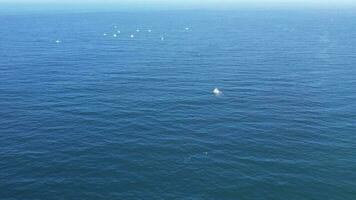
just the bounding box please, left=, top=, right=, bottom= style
left=1, top=10, right=356, bottom=199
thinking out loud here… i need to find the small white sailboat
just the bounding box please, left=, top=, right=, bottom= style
left=213, top=88, right=221, bottom=96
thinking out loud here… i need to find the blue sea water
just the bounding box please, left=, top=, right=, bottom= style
left=0, top=10, right=356, bottom=199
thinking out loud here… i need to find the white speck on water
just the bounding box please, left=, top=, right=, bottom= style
left=117, top=30, right=121, bottom=33
left=113, top=34, right=117, bottom=37
left=148, top=29, right=152, bottom=32
left=213, top=88, right=221, bottom=96
left=103, top=33, right=107, bottom=36
left=185, top=27, right=190, bottom=30
left=161, top=36, right=164, bottom=41
left=136, top=29, right=140, bottom=32
left=130, top=34, right=134, bottom=38
left=55, top=40, right=61, bottom=43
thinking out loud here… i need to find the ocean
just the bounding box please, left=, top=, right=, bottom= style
left=0, top=10, right=356, bottom=199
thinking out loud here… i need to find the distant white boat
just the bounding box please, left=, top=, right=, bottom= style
left=130, top=34, right=134, bottom=38
left=185, top=27, right=190, bottom=30
left=55, top=40, right=61, bottom=43
left=103, top=33, right=107, bottom=36
left=213, top=88, right=221, bottom=96
left=136, top=29, right=140, bottom=32
left=117, top=30, right=121, bottom=33
left=161, top=36, right=164, bottom=41
left=113, top=34, right=117, bottom=37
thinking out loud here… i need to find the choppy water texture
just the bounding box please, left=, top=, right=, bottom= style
left=1, top=10, right=356, bottom=199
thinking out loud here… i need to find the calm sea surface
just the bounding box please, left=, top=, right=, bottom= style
left=0, top=10, right=356, bottom=199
